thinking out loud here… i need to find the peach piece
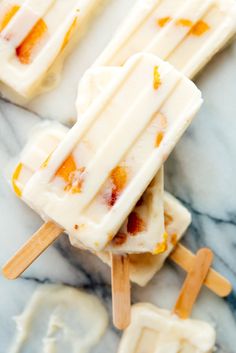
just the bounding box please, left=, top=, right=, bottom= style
left=155, top=132, right=164, bottom=147
left=157, top=16, right=171, bottom=28
left=61, top=16, right=77, bottom=51
left=16, top=18, right=48, bottom=64
left=107, top=166, right=128, bottom=206
left=190, top=20, right=210, bottom=36
left=112, top=232, right=128, bottom=246
left=55, top=155, right=85, bottom=194
left=153, top=232, right=168, bottom=255
left=176, top=18, right=193, bottom=27
left=127, top=212, right=146, bottom=236
left=55, top=155, right=77, bottom=182
left=164, top=211, right=173, bottom=227
left=0, top=5, right=20, bottom=32
left=153, top=66, right=161, bottom=90
left=12, top=162, right=23, bottom=197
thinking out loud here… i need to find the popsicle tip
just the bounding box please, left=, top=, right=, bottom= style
left=114, top=316, right=131, bottom=331
left=197, top=248, right=214, bottom=259
left=1, top=264, right=19, bottom=280
left=214, top=276, right=232, bottom=297
left=221, top=281, right=232, bottom=297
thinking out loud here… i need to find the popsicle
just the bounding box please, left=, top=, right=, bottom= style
left=95, top=0, right=236, bottom=78
left=9, top=122, right=231, bottom=298
left=18, top=53, right=202, bottom=252
left=0, top=0, right=103, bottom=97
left=118, top=249, right=216, bottom=353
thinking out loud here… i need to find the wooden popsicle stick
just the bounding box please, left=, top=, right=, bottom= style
left=2, top=221, right=63, bottom=280
left=170, top=243, right=232, bottom=297
left=173, top=248, right=213, bottom=319
left=111, top=253, right=131, bottom=330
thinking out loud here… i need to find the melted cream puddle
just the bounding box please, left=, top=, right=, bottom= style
left=9, top=285, right=108, bottom=353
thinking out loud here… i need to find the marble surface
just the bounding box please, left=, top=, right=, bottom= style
left=0, top=0, right=236, bottom=352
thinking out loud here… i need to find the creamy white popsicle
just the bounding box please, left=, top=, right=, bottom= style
left=15, top=53, right=202, bottom=252
left=94, top=0, right=236, bottom=78
left=12, top=122, right=191, bottom=285
left=0, top=0, right=103, bottom=97
left=118, top=303, right=216, bottom=353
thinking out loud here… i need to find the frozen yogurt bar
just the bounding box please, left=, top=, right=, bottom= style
left=0, top=0, right=103, bottom=97
left=95, top=0, right=236, bottom=78
left=18, top=53, right=201, bottom=251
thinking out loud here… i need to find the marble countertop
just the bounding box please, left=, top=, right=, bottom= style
left=0, top=0, right=236, bottom=352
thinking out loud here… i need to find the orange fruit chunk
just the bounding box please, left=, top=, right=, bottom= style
left=190, top=20, right=210, bottom=36
left=170, top=233, right=178, bottom=246
left=16, top=18, right=48, bottom=64
left=55, top=155, right=84, bottom=193
left=64, top=167, right=85, bottom=194
left=155, top=131, right=164, bottom=147
left=154, top=113, right=167, bottom=148
left=156, top=17, right=209, bottom=37
left=153, top=66, right=161, bottom=90
left=110, top=166, right=127, bottom=192
left=153, top=232, right=168, bottom=255
left=55, top=155, right=77, bottom=182
left=61, top=16, right=77, bottom=51
left=176, top=18, right=193, bottom=27
left=12, top=162, right=23, bottom=197
left=0, top=5, right=20, bottom=32
left=107, top=166, right=128, bottom=207
left=164, top=211, right=173, bottom=227
left=157, top=16, right=171, bottom=27
left=127, top=212, right=146, bottom=236
left=112, top=232, right=128, bottom=246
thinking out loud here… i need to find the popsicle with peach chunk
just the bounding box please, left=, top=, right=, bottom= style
left=18, top=53, right=201, bottom=253
left=8, top=121, right=231, bottom=299
left=0, top=0, right=104, bottom=97
left=95, top=0, right=236, bottom=79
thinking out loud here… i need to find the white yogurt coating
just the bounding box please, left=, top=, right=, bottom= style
left=9, top=285, right=108, bottom=353
left=11, top=122, right=191, bottom=285
left=94, top=0, right=236, bottom=79
left=0, top=0, right=104, bottom=98
left=20, top=53, right=202, bottom=252
left=118, top=304, right=216, bottom=353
